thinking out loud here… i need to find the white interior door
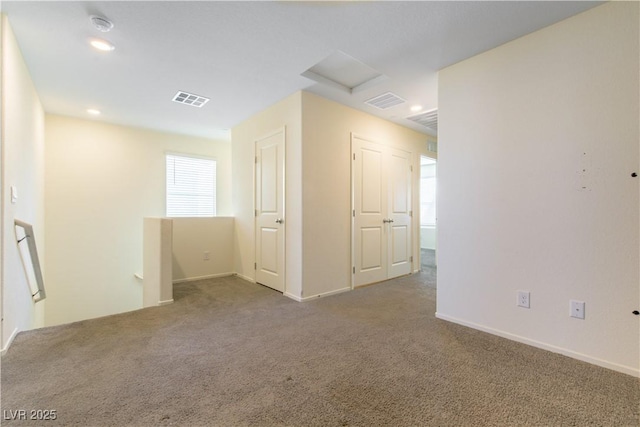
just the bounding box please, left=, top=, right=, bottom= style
left=353, top=136, right=387, bottom=287
left=388, top=148, right=412, bottom=279
left=255, top=129, right=285, bottom=292
left=352, top=135, right=412, bottom=287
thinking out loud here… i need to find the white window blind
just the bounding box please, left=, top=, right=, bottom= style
left=166, top=154, right=216, bottom=217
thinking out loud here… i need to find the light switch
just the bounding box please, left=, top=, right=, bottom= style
left=10, top=186, right=18, bottom=204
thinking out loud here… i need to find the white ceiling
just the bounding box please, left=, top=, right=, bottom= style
left=2, top=1, right=602, bottom=140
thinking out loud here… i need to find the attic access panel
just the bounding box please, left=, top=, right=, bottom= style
left=302, top=50, right=387, bottom=93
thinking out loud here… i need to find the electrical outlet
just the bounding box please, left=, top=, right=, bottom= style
left=570, top=300, right=585, bottom=319
left=517, top=291, right=530, bottom=308
left=203, top=251, right=210, bottom=261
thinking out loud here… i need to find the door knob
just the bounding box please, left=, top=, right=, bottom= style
left=383, top=218, right=394, bottom=223
left=275, top=218, right=284, bottom=224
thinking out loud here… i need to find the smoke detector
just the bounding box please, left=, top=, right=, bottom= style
left=90, top=15, right=114, bottom=32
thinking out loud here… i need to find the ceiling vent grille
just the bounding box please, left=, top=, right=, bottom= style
left=407, top=108, right=438, bottom=131
left=172, top=91, right=210, bottom=108
left=365, top=92, right=405, bottom=110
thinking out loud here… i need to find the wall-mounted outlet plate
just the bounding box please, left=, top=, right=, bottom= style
left=570, top=300, right=585, bottom=319
left=203, top=251, right=210, bottom=261
left=517, top=291, right=530, bottom=308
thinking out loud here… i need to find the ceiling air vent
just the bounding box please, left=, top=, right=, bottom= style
left=365, top=92, right=405, bottom=110
left=172, top=91, right=210, bottom=108
left=407, top=108, right=437, bottom=131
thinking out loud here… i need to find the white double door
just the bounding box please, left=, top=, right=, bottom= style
left=352, top=135, right=413, bottom=287
left=255, top=129, right=285, bottom=292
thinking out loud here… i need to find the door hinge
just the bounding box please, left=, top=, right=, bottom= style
left=410, top=210, right=413, bottom=217
left=353, top=209, right=355, bottom=217
left=410, top=256, right=413, bottom=262
left=410, top=165, right=413, bottom=172
left=254, top=262, right=257, bottom=270
left=353, top=266, right=355, bottom=274
left=353, top=153, right=355, bottom=160
left=255, top=209, right=258, bottom=217
left=255, top=156, right=259, bottom=164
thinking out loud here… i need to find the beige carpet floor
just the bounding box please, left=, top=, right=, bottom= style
left=1, top=272, right=638, bottom=426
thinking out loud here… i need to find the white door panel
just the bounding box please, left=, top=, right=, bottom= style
left=390, top=152, right=410, bottom=214
left=391, top=225, right=409, bottom=265
left=260, top=144, right=278, bottom=214
left=255, top=130, right=285, bottom=292
left=260, top=227, right=278, bottom=274
left=361, top=227, right=384, bottom=271
left=361, top=149, right=383, bottom=213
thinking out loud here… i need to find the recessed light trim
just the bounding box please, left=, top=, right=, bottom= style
left=411, top=105, right=423, bottom=112
left=87, top=109, right=101, bottom=115
left=89, top=38, right=115, bottom=52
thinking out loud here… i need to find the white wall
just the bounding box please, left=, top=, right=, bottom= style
left=301, top=92, right=435, bottom=298
left=231, top=92, right=303, bottom=298
left=172, top=217, right=234, bottom=282
left=1, top=15, right=46, bottom=351
left=420, top=163, right=437, bottom=250
left=438, top=2, right=639, bottom=376
left=420, top=226, right=436, bottom=251
left=44, top=115, right=231, bottom=326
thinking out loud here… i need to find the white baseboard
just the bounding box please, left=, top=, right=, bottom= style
left=172, top=272, right=235, bottom=284
left=435, top=312, right=640, bottom=378
left=284, top=292, right=302, bottom=301
left=286, top=287, right=351, bottom=302
left=1, top=328, right=19, bottom=356
left=234, top=273, right=255, bottom=283
left=158, top=299, right=174, bottom=306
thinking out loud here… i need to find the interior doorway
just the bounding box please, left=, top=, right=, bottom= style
left=419, top=156, right=437, bottom=287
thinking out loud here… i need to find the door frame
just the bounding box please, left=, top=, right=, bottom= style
left=254, top=126, right=286, bottom=293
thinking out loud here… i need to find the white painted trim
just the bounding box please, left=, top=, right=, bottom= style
left=435, top=312, right=640, bottom=378
left=172, top=272, right=235, bottom=284
left=1, top=328, right=19, bottom=356
left=285, top=287, right=351, bottom=302
left=158, top=299, right=174, bottom=306
left=234, top=273, right=256, bottom=283
left=284, top=292, right=302, bottom=302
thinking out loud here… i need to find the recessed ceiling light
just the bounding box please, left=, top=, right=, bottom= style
left=87, top=109, right=101, bottom=115
left=411, top=105, right=423, bottom=112
left=89, top=38, right=115, bottom=52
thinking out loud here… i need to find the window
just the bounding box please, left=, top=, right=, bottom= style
left=166, top=154, right=216, bottom=217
